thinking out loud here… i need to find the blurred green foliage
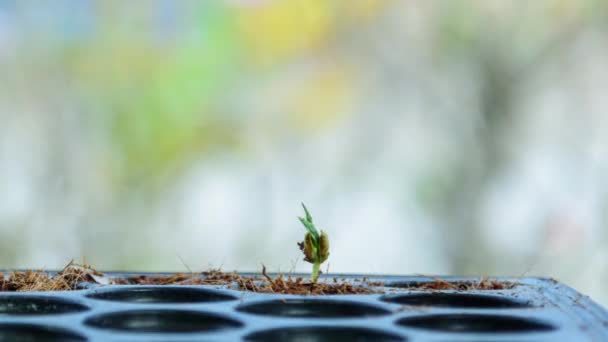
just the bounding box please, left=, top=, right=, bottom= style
left=64, top=3, right=241, bottom=185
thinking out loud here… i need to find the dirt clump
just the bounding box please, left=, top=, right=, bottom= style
left=1, top=263, right=514, bottom=295
left=112, top=269, right=247, bottom=286
left=111, top=267, right=375, bottom=295
left=236, top=266, right=375, bottom=295
left=402, top=277, right=516, bottom=291
left=1, top=262, right=376, bottom=295
left=0, top=261, right=106, bottom=292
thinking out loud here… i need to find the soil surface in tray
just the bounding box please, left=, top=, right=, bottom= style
left=0, top=261, right=515, bottom=294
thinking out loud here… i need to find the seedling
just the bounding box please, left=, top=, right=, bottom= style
left=297, top=204, right=329, bottom=283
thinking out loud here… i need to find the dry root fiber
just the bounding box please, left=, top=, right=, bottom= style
left=111, top=267, right=374, bottom=295
left=0, top=261, right=106, bottom=292
left=405, top=277, right=516, bottom=291
left=112, top=269, right=244, bottom=286
left=237, top=266, right=374, bottom=295
left=0, top=262, right=513, bottom=294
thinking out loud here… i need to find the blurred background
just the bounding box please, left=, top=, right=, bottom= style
left=1, top=0, right=608, bottom=305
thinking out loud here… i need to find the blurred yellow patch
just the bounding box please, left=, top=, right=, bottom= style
left=339, top=0, right=391, bottom=22
left=235, top=0, right=333, bottom=66
left=290, top=65, right=356, bottom=131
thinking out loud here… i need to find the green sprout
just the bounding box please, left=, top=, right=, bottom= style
left=297, top=203, right=329, bottom=283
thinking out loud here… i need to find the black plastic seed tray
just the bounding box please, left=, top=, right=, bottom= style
left=0, top=273, right=607, bottom=341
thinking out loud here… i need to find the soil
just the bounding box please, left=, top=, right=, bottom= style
left=0, top=261, right=106, bottom=292
left=110, top=267, right=375, bottom=295
left=0, top=262, right=514, bottom=295
left=396, top=277, right=516, bottom=291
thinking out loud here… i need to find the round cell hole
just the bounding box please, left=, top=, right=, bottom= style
left=84, top=309, right=243, bottom=333
left=0, top=296, right=89, bottom=315
left=237, top=299, right=390, bottom=318
left=85, top=286, right=237, bottom=303
left=0, top=323, right=86, bottom=341
left=381, top=293, right=530, bottom=308
left=396, top=314, right=556, bottom=333
left=245, top=326, right=405, bottom=341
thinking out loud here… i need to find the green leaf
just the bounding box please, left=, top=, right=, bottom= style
left=302, top=203, right=313, bottom=223
left=299, top=217, right=319, bottom=244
